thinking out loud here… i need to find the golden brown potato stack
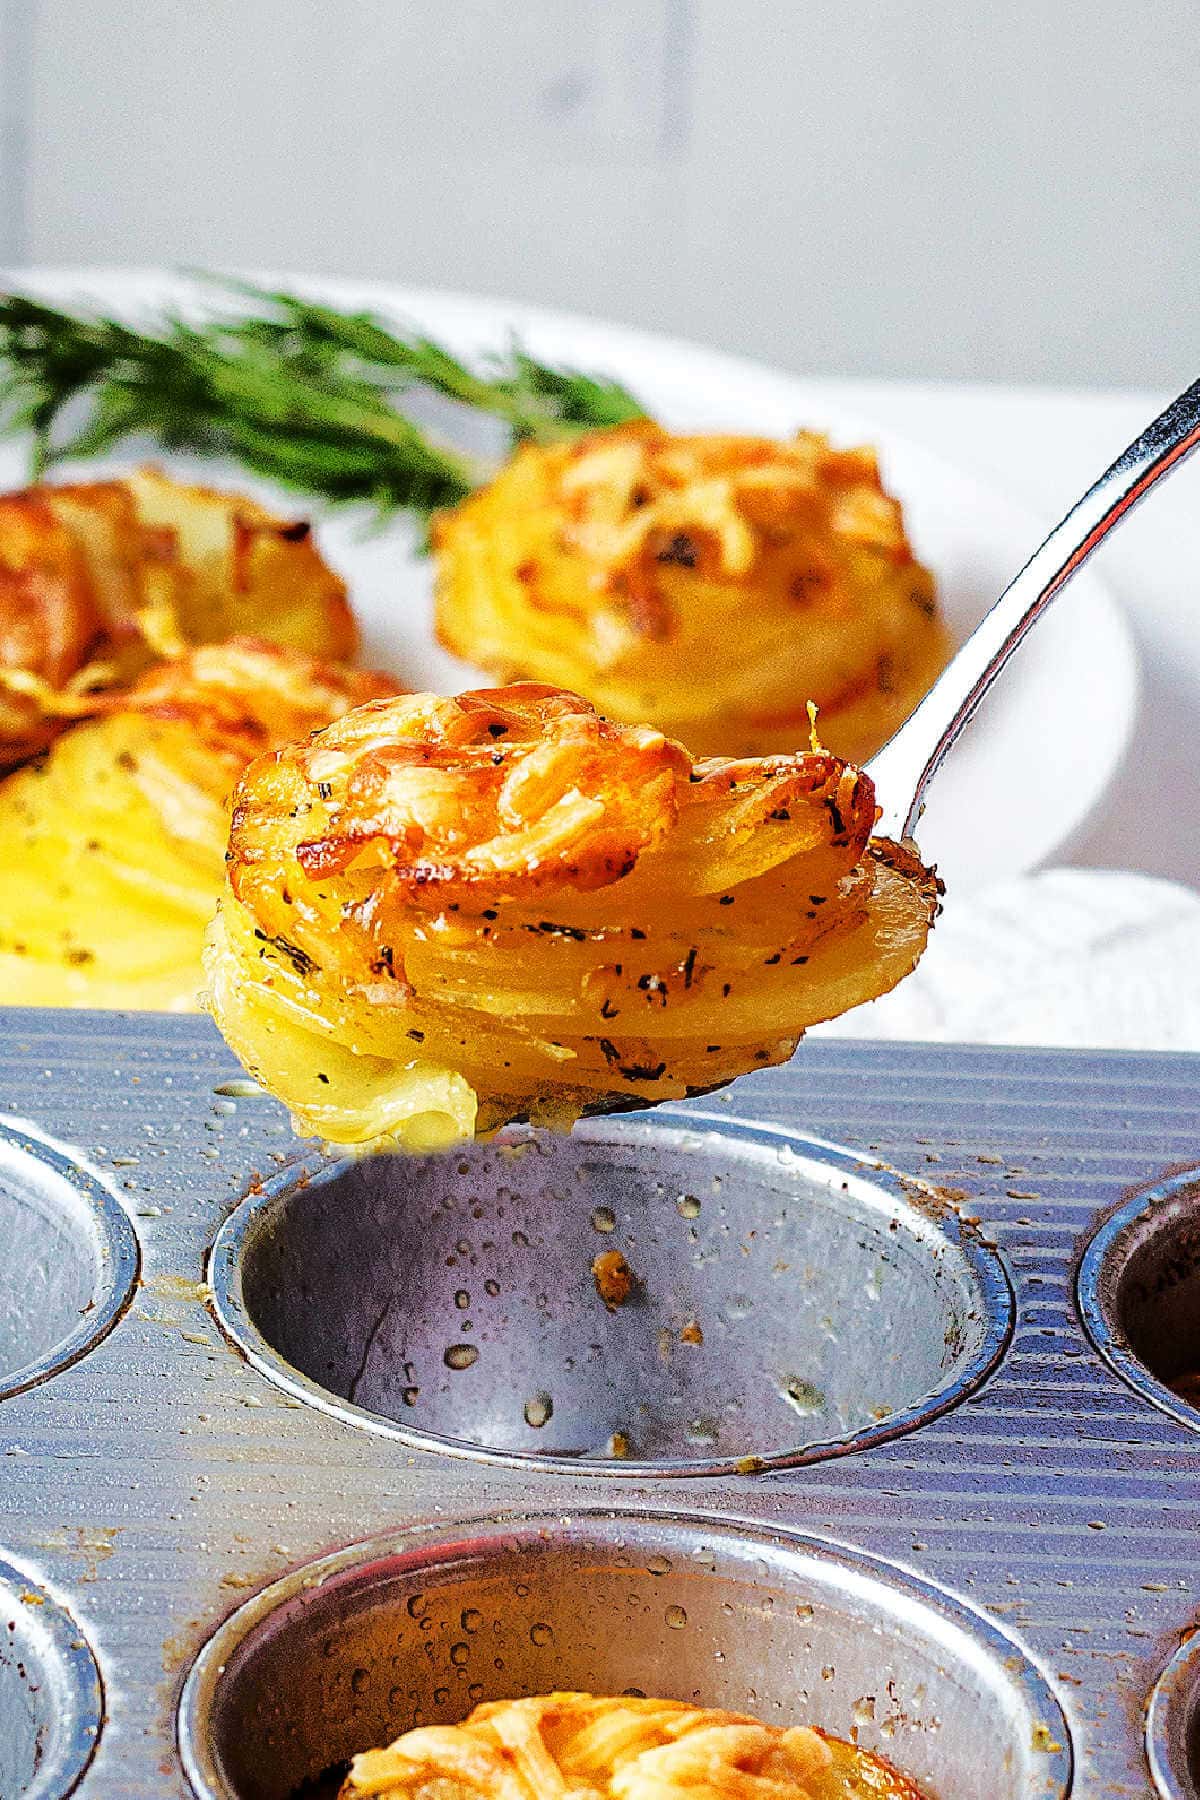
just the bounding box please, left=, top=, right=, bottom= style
left=205, top=683, right=938, bottom=1149
left=0, top=467, right=355, bottom=771
left=0, top=640, right=396, bottom=1010
left=338, top=1691, right=930, bottom=1799
left=433, top=423, right=950, bottom=762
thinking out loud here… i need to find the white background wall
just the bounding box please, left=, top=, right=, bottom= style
left=2, top=0, right=1198, bottom=388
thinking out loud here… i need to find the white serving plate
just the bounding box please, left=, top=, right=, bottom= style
left=1, top=268, right=1139, bottom=895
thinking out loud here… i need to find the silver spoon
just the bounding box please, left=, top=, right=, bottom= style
left=868, top=378, right=1200, bottom=843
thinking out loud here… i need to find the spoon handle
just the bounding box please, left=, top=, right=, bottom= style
left=868, top=377, right=1200, bottom=843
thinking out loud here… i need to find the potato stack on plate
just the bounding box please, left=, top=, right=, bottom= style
left=0, top=470, right=394, bottom=1009
left=434, top=423, right=950, bottom=763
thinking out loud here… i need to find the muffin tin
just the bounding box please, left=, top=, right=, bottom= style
left=2, top=1009, right=1200, bottom=1797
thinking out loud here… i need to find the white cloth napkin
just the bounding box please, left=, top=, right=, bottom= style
left=812, top=869, right=1200, bottom=1051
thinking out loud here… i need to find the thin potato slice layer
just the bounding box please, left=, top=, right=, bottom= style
left=0, top=641, right=395, bottom=1010
left=207, top=684, right=938, bottom=1147
left=434, top=424, right=950, bottom=761
left=340, top=1691, right=929, bottom=1799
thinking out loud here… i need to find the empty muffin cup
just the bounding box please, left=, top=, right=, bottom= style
left=1078, top=1166, right=1200, bottom=1429
left=209, top=1112, right=1013, bottom=1475
left=178, top=1508, right=1072, bottom=1800
left=1147, top=1628, right=1200, bottom=1799
left=0, top=1555, right=103, bottom=1798
left=0, top=1122, right=140, bottom=1400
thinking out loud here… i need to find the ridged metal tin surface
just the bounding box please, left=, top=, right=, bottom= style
left=1, top=1008, right=1199, bottom=1798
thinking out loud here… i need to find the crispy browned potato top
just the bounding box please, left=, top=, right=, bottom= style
left=540, top=424, right=919, bottom=615
left=437, top=421, right=921, bottom=620
left=226, top=682, right=878, bottom=922
left=0, top=468, right=354, bottom=771
left=233, top=683, right=690, bottom=900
